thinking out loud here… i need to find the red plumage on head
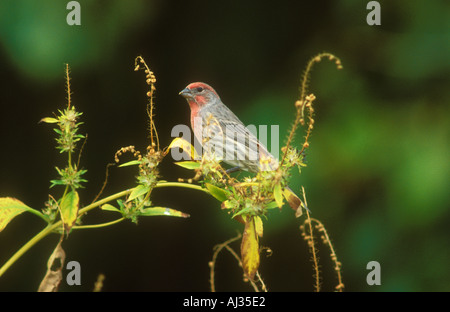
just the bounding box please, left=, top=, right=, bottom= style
left=180, top=82, right=220, bottom=110
left=186, top=82, right=219, bottom=98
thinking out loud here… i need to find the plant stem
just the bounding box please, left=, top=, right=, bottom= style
left=0, top=181, right=209, bottom=278
left=0, top=189, right=133, bottom=278
left=72, top=217, right=125, bottom=230
left=154, top=181, right=209, bottom=193
left=0, top=224, right=56, bottom=278
left=78, top=189, right=133, bottom=216
left=27, top=208, right=50, bottom=223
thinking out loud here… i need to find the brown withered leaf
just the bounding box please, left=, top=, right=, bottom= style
left=38, top=240, right=66, bottom=292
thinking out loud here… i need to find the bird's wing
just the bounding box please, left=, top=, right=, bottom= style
left=200, top=108, right=278, bottom=172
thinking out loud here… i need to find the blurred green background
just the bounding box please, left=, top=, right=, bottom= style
left=0, top=0, right=449, bottom=291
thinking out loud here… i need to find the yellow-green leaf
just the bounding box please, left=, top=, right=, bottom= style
left=240, top=216, right=260, bottom=280
left=205, top=183, right=229, bottom=202
left=60, top=190, right=79, bottom=232
left=167, top=137, right=199, bottom=160
left=274, top=183, right=283, bottom=208
left=40, top=117, right=59, bottom=124
left=127, top=185, right=150, bottom=202
left=0, top=197, right=34, bottom=232
left=175, top=161, right=201, bottom=170
left=139, top=207, right=189, bottom=218
left=101, top=204, right=121, bottom=213
left=254, top=216, right=263, bottom=238
left=118, top=160, right=141, bottom=167
left=221, top=200, right=234, bottom=209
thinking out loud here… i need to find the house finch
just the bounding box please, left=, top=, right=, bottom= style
left=179, top=82, right=304, bottom=216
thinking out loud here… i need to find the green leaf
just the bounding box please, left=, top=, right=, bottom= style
left=60, top=190, right=79, bottom=232
left=264, top=201, right=279, bottom=209
left=175, top=161, right=201, bottom=170
left=127, top=185, right=150, bottom=202
left=274, top=183, right=284, bottom=208
left=0, top=197, right=35, bottom=232
left=232, top=206, right=253, bottom=219
left=118, top=160, right=141, bottom=167
left=139, top=207, right=189, bottom=218
left=116, top=199, right=126, bottom=209
left=205, top=183, right=229, bottom=202
left=101, top=204, right=121, bottom=213
left=50, top=179, right=65, bottom=188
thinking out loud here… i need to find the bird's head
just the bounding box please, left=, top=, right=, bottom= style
left=179, top=82, right=220, bottom=109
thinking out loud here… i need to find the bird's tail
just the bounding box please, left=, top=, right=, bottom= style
left=283, top=186, right=308, bottom=217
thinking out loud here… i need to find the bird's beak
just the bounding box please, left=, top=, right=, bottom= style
left=179, top=87, right=193, bottom=98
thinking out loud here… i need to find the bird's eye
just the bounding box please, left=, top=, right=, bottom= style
left=196, top=87, right=204, bottom=92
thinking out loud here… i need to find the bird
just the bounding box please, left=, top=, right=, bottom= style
left=179, top=82, right=305, bottom=217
